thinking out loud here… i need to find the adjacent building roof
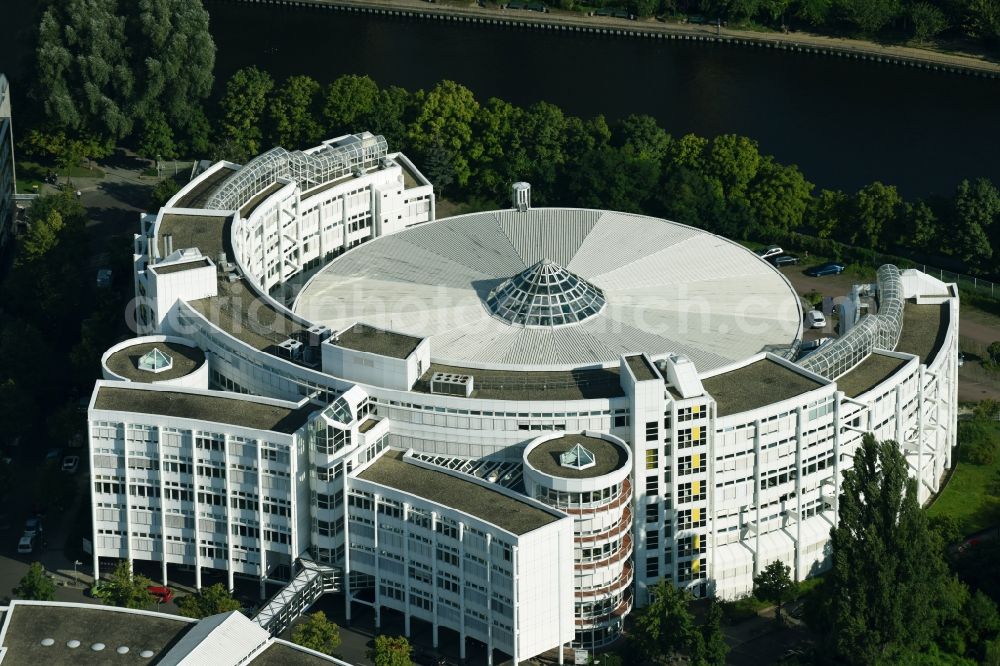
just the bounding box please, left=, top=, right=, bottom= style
left=836, top=352, right=910, bottom=398
left=0, top=603, right=194, bottom=666
left=703, top=359, right=827, bottom=417
left=357, top=451, right=559, bottom=535
left=104, top=340, right=206, bottom=382
left=526, top=434, right=629, bottom=479
left=896, top=302, right=949, bottom=365
left=174, top=166, right=237, bottom=209
left=413, top=363, right=624, bottom=400
left=333, top=323, right=422, bottom=359
left=93, top=386, right=318, bottom=434
left=149, top=257, right=212, bottom=275
left=625, top=354, right=658, bottom=382
left=294, top=209, right=801, bottom=370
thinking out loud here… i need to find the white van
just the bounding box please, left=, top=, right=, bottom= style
left=806, top=310, right=827, bottom=329
left=17, top=535, right=34, bottom=554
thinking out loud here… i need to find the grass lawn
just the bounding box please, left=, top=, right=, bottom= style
left=16, top=160, right=105, bottom=192
left=927, top=420, right=1000, bottom=534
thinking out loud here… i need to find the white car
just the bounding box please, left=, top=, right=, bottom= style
left=17, top=535, right=35, bottom=554
left=756, top=245, right=783, bottom=260
left=806, top=310, right=827, bottom=328
left=61, top=456, right=80, bottom=473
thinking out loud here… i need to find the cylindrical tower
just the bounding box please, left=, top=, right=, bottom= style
left=523, top=431, right=633, bottom=650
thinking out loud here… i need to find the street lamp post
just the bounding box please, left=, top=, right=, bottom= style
left=73, top=559, right=82, bottom=588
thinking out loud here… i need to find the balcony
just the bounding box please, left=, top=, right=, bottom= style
left=575, top=561, right=633, bottom=600
left=563, top=478, right=632, bottom=516
left=574, top=534, right=632, bottom=572
left=575, top=591, right=633, bottom=627
left=575, top=506, right=632, bottom=544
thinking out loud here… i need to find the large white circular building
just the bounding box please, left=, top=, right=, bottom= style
left=87, top=133, right=959, bottom=663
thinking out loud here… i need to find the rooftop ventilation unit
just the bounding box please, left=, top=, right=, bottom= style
left=306, top=324, right=333, bottom=347
left=430, top=372, right=474, bottom=397
left=512, top=182, right=531, bottom=212
left=277, top=338, right=303, bottom=361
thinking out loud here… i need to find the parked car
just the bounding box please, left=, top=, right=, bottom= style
left=806, top=310, right=827, bottom=328
left=23, top=518, right=43, bottom=538
left=768, top=254, right=799, bottom=267
left=44, top=449, right=61, bottom=464
left=61, top=456, right=80, bottom=473
left=147, top=585, right=175, bottom=604
left=755, top=245, right=783, bottom=260
left=805, top=262, right=845, bottom=277
left=17, top=535, right=35, bottom=554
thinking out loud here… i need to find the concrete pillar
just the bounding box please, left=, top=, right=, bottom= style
left=195, top=562, right=202, bottom=591
left=162, top=559, right=168, bottom=586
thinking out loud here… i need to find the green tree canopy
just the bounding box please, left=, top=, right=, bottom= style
left=269, top=75, right=323, bottom=148
left=631, top=580, right=704, bottom=664
left=408, top=80, right=479, bottom=188
left=219, top=67, right=275, bottom=162
left=369, top=635, right=412, bottom=666
left=291, top=611, right=342, bottom=656
left=808, top=434, right=994, bottom=664
left=323, top=74, right=380, bottom=136
left=93, top=560, right=155, bottom=609
left=753, top=560, right=794, bottom=623
left=176, top=583, right=242, bottom=619
left=13, top=562, right=56, bottom=601
left=33, top=0, right=215, bottom=145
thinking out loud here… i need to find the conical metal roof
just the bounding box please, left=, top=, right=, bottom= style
left=485, top=259, right=606, bottom=328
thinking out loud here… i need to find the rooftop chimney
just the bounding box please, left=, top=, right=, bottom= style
left=512, top=182, right=531, bottom=212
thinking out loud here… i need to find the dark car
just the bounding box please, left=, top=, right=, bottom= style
left=805, top=262, right=845, bottom=277
left=769, top=254, right=799, bottom=267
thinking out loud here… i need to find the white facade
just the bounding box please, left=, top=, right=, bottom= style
left=93, top=139, right=961, bottom=659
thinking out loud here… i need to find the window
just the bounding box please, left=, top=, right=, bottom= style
left=646, top=530, right=659, bottom=550
left=677, top=481, right=706, bottom=504
left=645, top=503, right=659, bottom=523
left=645, top=448, right=658, bottom=471
left=677, top=508, right=706, bottom=530
left=645, top=475, right=658, bottom=494
left=646, top=556, right=659, bottom=577
left=645, top=421, right=658, bottom=442
left=677, top=453, right=705, bottom=476
left=677, top=426, right=706, bottom=450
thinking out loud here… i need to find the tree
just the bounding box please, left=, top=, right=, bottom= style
left=32, top=0, right=215, bottom=144
left=809, top=434, right=963, bottom=664
left=700, top=600, right=729, bottom=666
left=93, top=560, right=155, bottom=609
left=291, top=611, right=341, bottom=656
left=407, top=80, right=479, bottom=188
left=269, top=75, right=323, bottom=148
left=369, top=635, right=412, bottom=666
left=966, top=0, right=1000, bottom=43
left=753, top=560, right=794, bottom=623
left=708, top=134, right=761, bottom=199
left=13, top=562, right=56, bottom=601
left=219, top=67, right=275, bottom=162
left=951, top=177, right=1000, bottom=270
left=176, top=583, right=241, bottom=619
left=850, top=181, right=902, bottom=248
left=910, top=2, right=949, bottom=41
left=631, top=580, right=701, bottom=664
left=839, top=0, right=903, bottom=34
left=746, top=158, right=813, bottom=235
left=34, top=0, right=133, bottom=141
left=617, top=114, right=672, bottom=165
left=19, top=207, right=64, bottom=264
left=323, top=74, right=380, bottom=135
left=137, top=111, right=177, bottom=162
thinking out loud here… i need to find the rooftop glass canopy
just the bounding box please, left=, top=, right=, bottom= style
left=486, top=260, right=606, bottom=328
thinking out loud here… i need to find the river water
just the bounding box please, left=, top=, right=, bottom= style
left=3, top=0, right=998, bottom=197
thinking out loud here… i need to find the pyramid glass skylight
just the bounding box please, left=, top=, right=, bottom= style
left=559, top=443, right=596, bottom=470
left=138, top=347, right=173, bottom=374
left=486, top=260, right=606, bottom=328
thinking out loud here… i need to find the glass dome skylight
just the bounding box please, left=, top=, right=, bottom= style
left=486, top=259, right=606, bottom=328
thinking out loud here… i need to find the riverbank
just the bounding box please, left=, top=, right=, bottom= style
left=226, top=0, right=1000, bottom=78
